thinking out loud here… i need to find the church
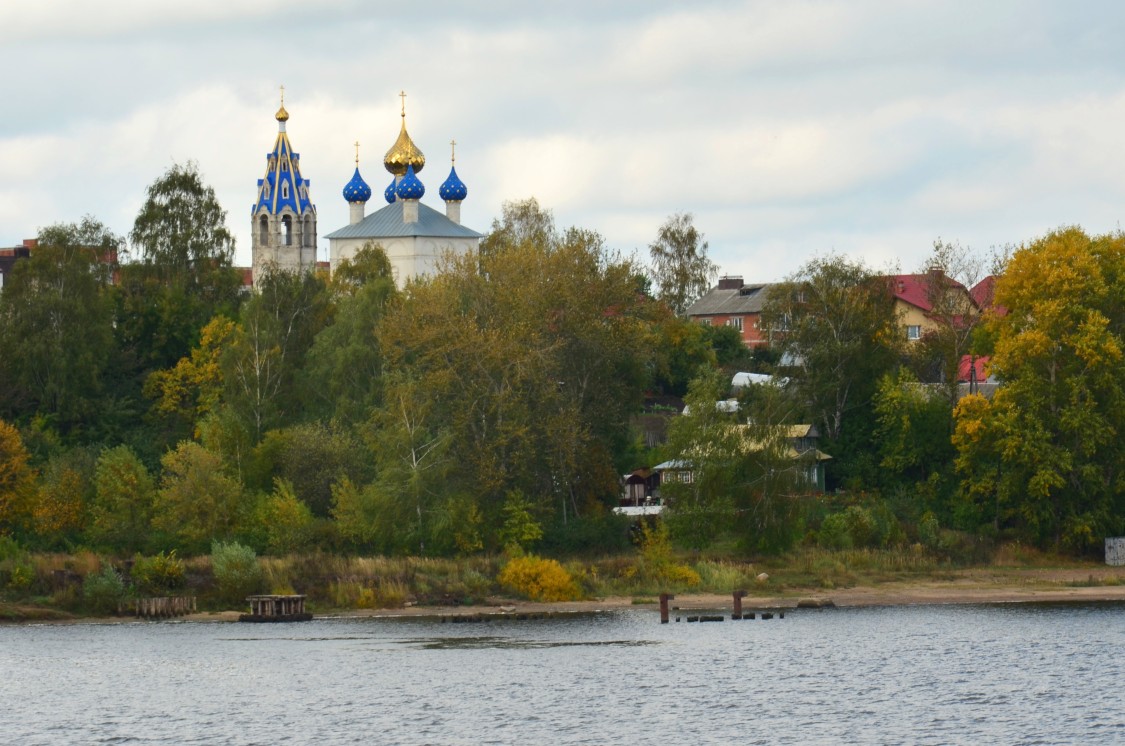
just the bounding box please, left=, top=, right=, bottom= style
left=250, top=92, right=481, bottom=287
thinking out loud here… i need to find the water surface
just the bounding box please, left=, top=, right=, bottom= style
left=3, top=603, right=1123, bottom=744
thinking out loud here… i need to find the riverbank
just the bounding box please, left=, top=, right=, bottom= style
left=6, top=565, right=1123, bottom=625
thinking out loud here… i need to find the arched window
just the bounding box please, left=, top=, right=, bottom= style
left=282, top=215, right=293, bottom=246
left=303, top=215, right=313, bottom=247
left=262, top=182, right=270, bottom=200
left=281, top=181, right=289, bottom=200
left=258, top=215, right=268, bottom=244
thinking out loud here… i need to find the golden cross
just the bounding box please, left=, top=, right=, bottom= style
left=450, top=139, right=457, bottom=163
left=280, top=84, right=285, bottom=106
left=399, top=90, right=407, bottom=117
left=354, top=140, right=360, bottom=165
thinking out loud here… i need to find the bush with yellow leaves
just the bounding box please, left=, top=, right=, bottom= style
left=497, top=555, right=581, bottom=602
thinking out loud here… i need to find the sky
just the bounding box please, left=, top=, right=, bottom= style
left=3, top=1, right=1125, bottom=282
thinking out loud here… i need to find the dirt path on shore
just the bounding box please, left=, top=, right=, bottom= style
left=6, top=566, right=1124, bottom=625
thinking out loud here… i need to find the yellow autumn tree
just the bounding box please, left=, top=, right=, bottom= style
left=952, top=227, right=1125, bottom=549
left=0, top=419, right=37, bottom=536
left=145, top=315, right=238, bottom=440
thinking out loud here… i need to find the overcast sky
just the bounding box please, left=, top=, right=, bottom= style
left=3, top=1, right=1124, bottom=282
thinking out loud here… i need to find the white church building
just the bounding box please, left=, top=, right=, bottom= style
left=251, top=92, right=481, bottom=287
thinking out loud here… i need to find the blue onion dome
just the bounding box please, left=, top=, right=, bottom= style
left=396, top=164, right=425, bottom=200
left=342, top=167, right=372, bottom=203
left=384, top=178, right=397, bottom=204
left=439, top=165, right=468, bottom=201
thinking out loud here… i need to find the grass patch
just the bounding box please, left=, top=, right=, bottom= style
left=0, top=602, right=75, bottom=622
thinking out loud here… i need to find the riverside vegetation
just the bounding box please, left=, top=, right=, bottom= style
left=2, top=165, right=1125, bottom=620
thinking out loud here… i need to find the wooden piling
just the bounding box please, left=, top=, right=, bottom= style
left=732, top=589, right=747, bottom=620
left=659, top=593, right=675, bottom=624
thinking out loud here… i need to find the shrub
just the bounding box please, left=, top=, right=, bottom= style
left=499, top=490, right=543, bottom=555
left=253, top=479, right=315, bottom=555
left=5, top=562, right=35, bottom=592
left=131, top=551, right=186, bottom=595
left=83, top=566, right=126, bottom=615
left=818, top=512, right=852, bottom=549
left=498, top=555, right=581, bottom=602
left=210, top=540, right=263, bottom=606
left=918, top=511, right=941, bottom=549
left=0, top=535, right=24, bottom=562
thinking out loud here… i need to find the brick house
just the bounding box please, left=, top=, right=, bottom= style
left=684, top=276, right=776, bottom=347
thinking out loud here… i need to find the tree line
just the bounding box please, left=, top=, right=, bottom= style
left=1, top=160, right=1121, bottom=558
left=0, top=165, right=742, bottom=556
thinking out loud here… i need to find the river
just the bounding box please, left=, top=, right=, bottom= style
left=2, top=602, right=1123, bottom=745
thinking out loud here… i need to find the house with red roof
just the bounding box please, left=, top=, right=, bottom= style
left=889, top=269, right=977, bottom=341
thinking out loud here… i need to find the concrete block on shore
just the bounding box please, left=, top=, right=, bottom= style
left=796, top=598, right=836, bottom=609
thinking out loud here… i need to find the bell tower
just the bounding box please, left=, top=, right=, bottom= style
left=251, top=87, right=317, bottom=284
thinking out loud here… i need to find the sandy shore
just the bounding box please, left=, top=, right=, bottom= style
left=6, top=567, right=1124, bottom=625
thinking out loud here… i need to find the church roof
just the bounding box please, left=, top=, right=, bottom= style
left=439, top=165, right=468, bottom=201
left=253, top=109, right=314, bottom=217
left=325, top=200, right=482, bottom=240
left=342, top=167, right=372, bottom=203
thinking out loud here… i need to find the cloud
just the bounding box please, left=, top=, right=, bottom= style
left=2, top=0, right=1125, bottom=286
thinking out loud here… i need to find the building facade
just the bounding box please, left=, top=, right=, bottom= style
left=250, top=97, right=318, bottom=285
left=324, top=97, right=481, bottom=287
left=684, top=276, right=775, bottom=347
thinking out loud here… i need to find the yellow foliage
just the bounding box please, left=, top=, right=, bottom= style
left=32, top=468, right=85, bottom=537
left=0, top=419, right=37, bottom=532
left=497, top=555, right=581, bottom=602
left=145, top=316, right=237, bottom=437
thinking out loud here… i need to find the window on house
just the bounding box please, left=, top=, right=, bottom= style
left=729, top=317, right=744, bottom=332
left=698, top=318, right=711, bottom=326
left=907, top=325, right=921, bottom=340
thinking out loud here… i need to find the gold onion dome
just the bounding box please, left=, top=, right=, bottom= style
left=384, top=92, right=424, bottom=176
left=384, top=120, right=425, bottom=176
left=275, top=104, right=290, bottom=122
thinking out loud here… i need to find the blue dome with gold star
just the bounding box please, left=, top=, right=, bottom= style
left=439, top=166, right=467, bottom=201
left=396, top=164, right=425, bottom=200
left=342, top=167, right=372, bottom=203
left=384, top=178, right=397, bottom=204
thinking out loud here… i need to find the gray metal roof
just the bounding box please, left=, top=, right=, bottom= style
left=324, top=200, right=482, bottom=240
left=685, top=282, right=775, bottom=316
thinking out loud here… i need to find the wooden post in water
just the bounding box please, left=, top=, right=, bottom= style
left=659, top=593, right=675, bottom=624
left=732, top=589, right=747, bottom=620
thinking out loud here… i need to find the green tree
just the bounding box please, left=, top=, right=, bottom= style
left=480, top=197, right=557, bottom=257
left=302, top=243, right=398, bottom=423
left=153, top=441, right=245, bottom=552
left=952, top=228, right=1125, bottom=549
left=376, top=203, right=656, bottom=540
left=0, top=218, right=119, bottom=433
left=118, top=162, right=243, bottom=373
left=223, top=266, right=332, bottom=440
left=662, top=369, right=805, bottom=552
left=130, top=161, right=237, bottom=279
left=248, top=422, right=371, bottom=517
left=661, top=369, right=740, bottom=549
left=761, top=255, right=901, bottom=487
left=648, top=212, right=718, bottom=317
left=873, top=369, right=955, bottom=488
left=251, top=478, right=314, bottom=555
left=90, top=445, right=156, bottom=553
